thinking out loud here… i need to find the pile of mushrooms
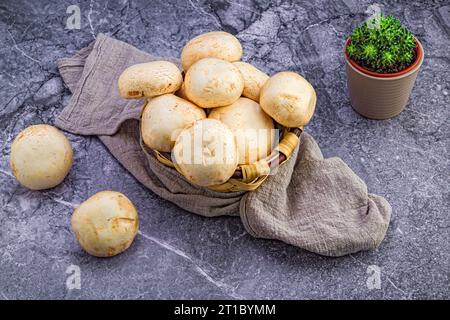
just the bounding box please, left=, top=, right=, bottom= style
left=119, top=31, right=317, bottom=187
left=8, top=31, right=316, bottom=258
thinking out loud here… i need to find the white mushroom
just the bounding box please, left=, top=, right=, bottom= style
left=233, top=62, right=269, bottom=101
left=259, top=71, right=316, bottom=128
left=71, top=191, right=139, bottom=257
left=172, top=119, right=238, bottom=186
left=209, top=97, right=275, bottom=164
left=118, top=61, right=182, bottom=99
left=141, top=94, right=206, bottom=152
left=184, top=58, right=244, bottom=108
left=10, top=124, right=73, bottom=190
left=181, top=31, right=243, bottom=71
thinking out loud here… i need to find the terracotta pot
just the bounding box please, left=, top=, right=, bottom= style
left=344, top=38, right=424, bottom=119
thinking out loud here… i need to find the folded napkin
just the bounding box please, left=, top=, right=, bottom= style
left=56, top=33, right=391, bottom=256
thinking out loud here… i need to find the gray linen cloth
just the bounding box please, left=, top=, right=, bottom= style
left=55, top=33, right=391, bottom=256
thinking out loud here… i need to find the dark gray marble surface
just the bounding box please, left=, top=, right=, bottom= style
left=0, top=0, right=449, bottom=300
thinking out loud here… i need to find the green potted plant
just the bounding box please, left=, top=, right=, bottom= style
left=345, top=14, right=424, bottom=119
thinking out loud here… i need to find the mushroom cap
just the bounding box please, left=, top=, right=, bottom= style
left=10, top=124, right=73, bottom=190
left=233, top=62, right=269, bottom=102
left=118, top=61, right=182, bottom=99
left=172, top=119, right=238, bottom=186
left=141, top=94, right=206, bottom=152
left=181, top=31, right=242, bottom=71
left=259, top=71, right=316, bottom=128
left=184, top=58, right=244, bottom=108
left=71, top=191, right=139, bottom=257
left=209, top=97, right=275, bottom=164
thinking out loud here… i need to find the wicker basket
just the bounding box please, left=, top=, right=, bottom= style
left=148, top=125, right=303, bottom=193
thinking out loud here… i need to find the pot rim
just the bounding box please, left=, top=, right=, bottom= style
left=344, top=37, right=424, bottom=80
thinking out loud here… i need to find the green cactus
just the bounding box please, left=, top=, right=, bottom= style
left=381, top=51, right=395, bottom=67
left=346, top=14, right=417, bottom=73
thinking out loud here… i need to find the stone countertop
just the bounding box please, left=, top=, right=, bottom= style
left=0, top=0, right=449, bottom=299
